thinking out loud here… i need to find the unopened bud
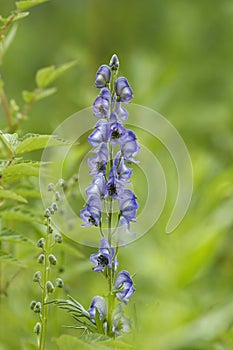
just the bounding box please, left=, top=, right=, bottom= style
left=30, top=300, right=37, bottom=310
left=109, top=54, right=119, bottom=71
left=48, top=224, right=53, bottom=233
left=55, top=278, right=64, bottom=288
left=34, top=302, right=42, bottom=313
left=46, top=281, right=55, bottom=293
left=44, top=208, right=51, bottom=217
left=52, top=202, right=58, bottom=211
left=58, top=178, right=65, bottom=187
left=47, top=183, right=54, bottom=191
left=33, top=271, right=42, bottom=282
left=48, top=254, right=57, bottom=265
left=37, top=238, right=45, bottom=249
left=55, top=191, right=61, bottom=201
left=37, top=254, right=45, bottom=264
left=33, top=322, right=41, bottom=335
left=54, top=233, right=62, bottom=244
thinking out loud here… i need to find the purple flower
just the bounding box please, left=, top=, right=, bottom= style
left=88, top=296, right=107, bottom=320
left=88, top=143, right=108, bottom=175
left=114, top=152, right=132, bottom=183
left=120, top=130, right=140, bottom=163
left=95, top=65, right=111, bottom=88
left=112, top=304, right=131, bottom=335
left=86, top=173, right=107, bottom=198
left=116, top=77, right=133, bottom=103
left=118, top=189, right=138, bottom=223
left=114, top=270, right=135, bottom=304
left=106, top=166, right=124, bottom=199
left=109, top=121, right=127, bottom=146
left=115, top=102, right=128, bottom=121
left=90, top=237, right=118, bottom=272
left=88, top=119, right=110, bottom=147
left=92, top=88, right=111, bottom=118
left=80, top=194, right=102, bottom=227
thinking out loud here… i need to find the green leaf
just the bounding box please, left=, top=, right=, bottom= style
left=36, top=60, right=77, bottom=88
left=0, top=12, right=29, bottom=25
left=16, top=133, right=70, bottom=154
left=0, top=250, right=24, bottom=265
left=2, top=163, right=40, bottom=182
left=0, top=228, right=34, bottom=244
left=54, top=335, right=92, bottom=350
left=0, top=131, right=19, bottom=154
left=15, top=188, right=41, bottom=198
left=1, top=209, right=43, bottom=223
left=0, top=24, right=18, bottom=61
left=0, top=189, right=27, bottom=203
left=16, top=0, right=50, bottom=11
left=22, top=87, right=57, bottom=103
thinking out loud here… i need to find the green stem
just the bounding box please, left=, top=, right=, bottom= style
left=39, top=219, right=52, bottom=350
left=0, top=10, right=19, bottom=40
left=0, top=88, right=13, bottom=132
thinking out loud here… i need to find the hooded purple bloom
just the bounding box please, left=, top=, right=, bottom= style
left=120, top=130, right=140, bottom=163
left=88, top=119, right=110, bottom=147
left=114, top=270, right=135, bottom=304
left=95, top=65, right=111, bottom=88
left=80, top=194, right=102, bottom=227
left=118, top=189, right=138, bottom=223
left=109, top=121, right=127, bottom=146
left=106, top=166, right=124, bottom=199
left=86, top=173, right=107, bottom=198
left=112, top=304, right=131, bottom=335
left=90, top=237, right=118, bottom=272
left=115, top=102, right=128, bottom=121
left=92, top=88, right=111, bottom=118
left=116, top=77, right=133, bottom=103
left=88, top=143, right=108, bottom=175
left=114, top=152, right=132, bottom=183
left=89, top=296, right=107, bottom=320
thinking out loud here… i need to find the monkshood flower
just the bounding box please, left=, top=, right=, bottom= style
left=114, top=152, right=132, bottom=183
left=80, top=194, right=102, bottom=227
left=90, top=237, right=118, bottom=272
left=109, top=121, right=127, bottom=146
left=92, top=88, right=111, bottom=118
left=116, top=77, right=133, bottom=103
left=120, top=130, right=140, bottom=163
left=89, top=296, right=107, bottom=320
left=95, top=65, right=111, bottom=88
left=118, top=189, right=138, bottom=223
left=88, top=119, right=110, bottom=147
left=86, top=173, right=107, bottom=198
left=106, top=166, right=124, bottom=199
left=114, top=270, right=135, bottom=304
left=88, top=142, right=108, bottom=175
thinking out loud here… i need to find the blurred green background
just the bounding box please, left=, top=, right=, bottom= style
left=0, top=0, right=233, bottom=349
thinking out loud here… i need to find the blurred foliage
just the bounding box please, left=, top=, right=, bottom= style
left=0, top=0, right=233, bottom=350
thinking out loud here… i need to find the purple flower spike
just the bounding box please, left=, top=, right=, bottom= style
left=90, top=237, right=118, bottom=272
left=89, top=296, right=107, bottom=320
left=95, top=65, right=111, bottom=88
left=118, top=189, right=138, bottom=223
left=114, top=270, right=135, bottom=304
left=92, top=88, right=111, bottom=118
left=88, top=119, right=110, bottom=147
left=120, top=130, right=140, bottom=163
left=116, top=77, right=133, bottom=103
left=80, top=194, right=102, bottom=227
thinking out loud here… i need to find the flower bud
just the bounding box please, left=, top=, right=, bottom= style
left=52, top=202, right=58, bottom=211
left=34, top=302, right=42, bottom=313
left=58, top=178, right=65, bottom=187
left=30, top=300, right=37, bottom=310
left=44, top=208, right=51, bottom=217
left=55, top=278, right=64, bottom=288
left=48, top=254, right=57, bottom=265
left=37, top=254, right=45, bottom=264
left=54, top=233, right=62, bottom=244
left=46, top=281, right=55, bottom=293
left=48, top=224, right=53, bottom=233
left=47, top=183, right=54, bottom=192
left=55, top=191, right=61, bottom=201
left=109, top=54, right=119, bottom=71
left=33, top=322, right=41, bottom=335
left=95, top=65, right=111, bottom=88
left=33, top=271, right=42, bottom=282
left=37, top=238, right=45, bottom=249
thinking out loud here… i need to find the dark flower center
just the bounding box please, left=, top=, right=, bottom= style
left=89, top=215, right=98, bottom=226
left=107, top=183, right=117, bottom=196
left=97, top=161, right=105, bottom=172
left=111, top=129, right=121, bottom=140
left=97, top=254, right=109, bottom=266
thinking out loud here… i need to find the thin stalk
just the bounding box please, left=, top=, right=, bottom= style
left=39, top=219, right=53, bottom=350
left=0, top=88, right=13, bottom=131
left=0, top=11, right=19, bottom=40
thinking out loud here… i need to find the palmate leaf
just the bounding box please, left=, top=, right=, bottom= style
left=0, top=131, right=19, bottom=153
left=0, top=188, right=27, bottom=203
left=0, top=228, right=34, bottom=244
left=16, top=0, right=50, bottom=11
left=2, top=162, right=40, bottom=182
left=36, top=61, right=77, bottom=88
left=15, top=133, right=70, bottom=154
